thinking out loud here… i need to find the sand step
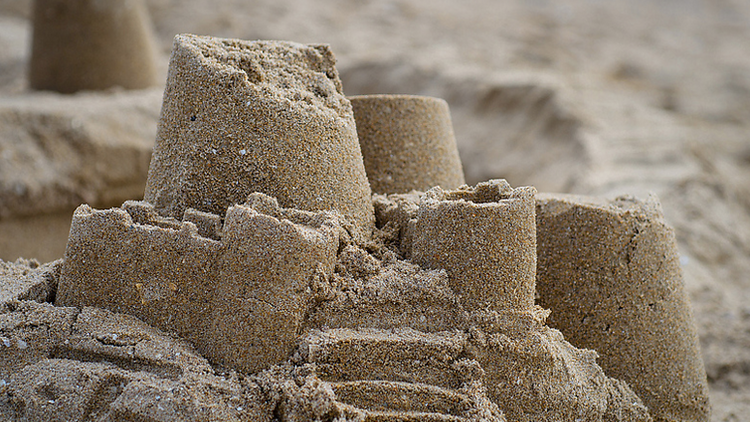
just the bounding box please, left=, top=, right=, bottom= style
left=363, top=410, right=467, bottom=422
left=330, top=380, right=473, bottom=415
left=299, top=328, right=469, bottom=389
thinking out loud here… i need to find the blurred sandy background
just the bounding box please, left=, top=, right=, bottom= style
left=0, top=0, right=749, bottom=419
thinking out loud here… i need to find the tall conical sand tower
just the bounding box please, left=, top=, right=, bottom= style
left=29, top=0, right=158, bottom=93
left=144, top=35, right=375, bottom=241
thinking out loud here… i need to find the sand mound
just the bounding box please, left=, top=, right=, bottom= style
left=0, top=299, right=270, bottom=421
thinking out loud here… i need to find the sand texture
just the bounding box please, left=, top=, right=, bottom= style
left=1, top=0, right=749, bottom=420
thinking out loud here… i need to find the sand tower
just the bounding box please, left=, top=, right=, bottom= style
left=536, top=193, right=710, bottom=421
left=350, top=94, right=465, bottom=194
left=29, top=0, right=158, bottom=93
left=144, top=34, right=375, bottom=241
left=410, top=180, right=537, bottom=313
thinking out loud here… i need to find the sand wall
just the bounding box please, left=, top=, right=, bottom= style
left=56, top=195, right=341, bottom=374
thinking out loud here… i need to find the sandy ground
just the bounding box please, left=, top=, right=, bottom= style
left=0, top=0, right=749, bottom=419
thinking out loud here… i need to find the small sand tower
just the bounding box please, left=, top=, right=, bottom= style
left=144, top=35, right=375, bottom=241
left=350, top=94, right=465, bottom=194
left=29, top=0, right=158, bottom=93
left=410, top=180, right=537, bottom=313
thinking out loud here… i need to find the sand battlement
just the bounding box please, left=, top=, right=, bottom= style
left=57, top=194, right=341, bottom=373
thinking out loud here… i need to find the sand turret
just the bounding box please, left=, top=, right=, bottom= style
left=410, top=180, right=537, bottom=313
left=350, top=94, right=465, bottom=194
left=144, top=34, right=375, bottom=241
left=28, top=0, right=158, bottom=93
left=536, top=193, right=710, bottom=421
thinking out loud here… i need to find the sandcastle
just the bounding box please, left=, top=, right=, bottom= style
left=1, top=34, right=709, bottom=421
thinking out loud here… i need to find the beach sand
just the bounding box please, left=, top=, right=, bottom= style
left=1, top=0, right=749, bottom=420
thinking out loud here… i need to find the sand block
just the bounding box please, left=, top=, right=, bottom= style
left=144, top=34, right=374, bottom=242
left=0, top=258, right=60, bottom=311
left=206, top=194, right=341, bottom=373
left=56, top=202, right=223, bottom=350
left=305, top=258, right=467, bottom=334
left=29, top=0, right=158, bottom=93
left=299, top=328, right=469, bottom=389
left=410, top=180, right=537, bottom=312
left=0, top=301, right=271, bottom=422
left=535, top=193, right=709, bottom=421
left=350, top=94, right=465, bottom=194
left=465, top=311, right=652, bottom=421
